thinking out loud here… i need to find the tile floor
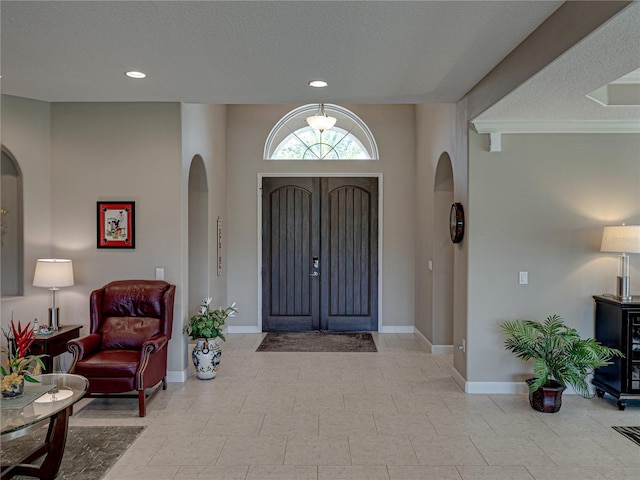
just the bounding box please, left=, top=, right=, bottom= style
left=68, top=333, right=640, bottom=480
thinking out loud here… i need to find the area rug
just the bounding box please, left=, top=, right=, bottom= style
left=256, top=332, right=377, bottom=352
left=612, top=426, right=640, bottom=446
left=0, top=425, right=144, bottom=479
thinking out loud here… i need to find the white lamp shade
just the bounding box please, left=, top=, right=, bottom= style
left=33, top=259, right=74, bottom=288
left=306, top=114, right=337, bottom=131
left=600, top=225, right=640, bottom=254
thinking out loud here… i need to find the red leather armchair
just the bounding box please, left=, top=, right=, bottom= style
left=67, top=280, right=176, bottom=416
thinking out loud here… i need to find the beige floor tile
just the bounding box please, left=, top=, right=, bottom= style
left=319, top=412, right=378, bottom=436
left=480, top=413, right=559, bottom=439
left=410, top=435, right=486, bottom=466
left=57, top=334, right=639, bottom=479
left=204, top=413, right=265, bottom=436
left=319, top=465, right=390, bottom=479
left=284, top=435, right=351, bottom=465
left=373, top=412, right=437, bottom=436
left=240, top=391, right=295, bottom=414
left=103, top=464, right=180, bottom=479
left=391, top=392, right=451, bottom=415
left=530, top=437, right=624, bottom=467
left=216, top=435, right=287, bottom=465
left=344, top=392, right=398, bottom=414
left=456, top=465, right=534, bottom=479
left=143, top=413, right=212, bottom=436
left=426, top=413, right=496, bottom=437
left=525, top=466, right=606, bottom=479
left=469, top=437, right=554, bottom=466
left=293, top=390, right=346, bottom=413
left=247, top=465, right=318, bottom=479
left=260, top=412, right=319, bottom=436
left=174, top=465, right=250, bottom=479
left=255, top=367, right=300, bottom=384
left=595, top=466, right=640, bottom=480
left=149, top=435, right=227, bottom=466
left=387, top=465, right=462, bottom=479
left=349, top=435, right=420, bottom=466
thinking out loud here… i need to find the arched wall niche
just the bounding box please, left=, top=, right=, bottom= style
left=188, top=155, right=209, bottom=313
left=1, top=146, right=24, bottom=296
left=433, top=152, right=454, bottom=346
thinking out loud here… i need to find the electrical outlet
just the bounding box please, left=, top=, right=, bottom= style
left=155, top=268, right=164, bottom=280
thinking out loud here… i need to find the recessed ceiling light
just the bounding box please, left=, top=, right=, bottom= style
left=125, top=71, right=146, bottom=79
left=308, top=80, right=328, bottom=88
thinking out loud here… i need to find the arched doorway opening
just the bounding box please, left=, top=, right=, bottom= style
left=433, top=152, right=454, bottom=349
left=1, top=146, right=24, bottom=296
left=188, top=155, right=209, bottom=312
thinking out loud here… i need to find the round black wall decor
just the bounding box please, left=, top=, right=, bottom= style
left=449, top=202, right=464, bottom=243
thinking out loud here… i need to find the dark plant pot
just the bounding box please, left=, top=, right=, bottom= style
left=526, top=378, right=566, bottom=413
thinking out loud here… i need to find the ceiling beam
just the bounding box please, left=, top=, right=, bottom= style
left=465, top=1, right=633, bottom=120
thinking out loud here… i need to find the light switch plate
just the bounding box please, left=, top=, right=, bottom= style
left=519, top=271, right=528, bottom=285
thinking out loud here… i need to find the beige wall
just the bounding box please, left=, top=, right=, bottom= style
left=182, top=103, right=228, bottom=376
left=49, top=102, right=184, bottom=373
left=226, top=104, right=416, bottom=331
left=1, top=95, right=53, bottom=323
left=467, top=129, right=640, bottom=387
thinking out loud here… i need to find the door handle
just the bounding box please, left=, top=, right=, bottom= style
left=309, top=272, right=320, bottom=277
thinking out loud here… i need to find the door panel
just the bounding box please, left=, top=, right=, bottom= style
left=262, top=177, right=319, bottom=331
left=322, top=178, right=378, bottom=331
left=262, top=177, right=377, bottom=332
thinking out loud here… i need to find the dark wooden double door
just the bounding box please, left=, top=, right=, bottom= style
left=262, top=177, right=378, bottom=332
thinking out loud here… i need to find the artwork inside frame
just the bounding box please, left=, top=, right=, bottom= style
left=97, top=201, right=135, bottom=248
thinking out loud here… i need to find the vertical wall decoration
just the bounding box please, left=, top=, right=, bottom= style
left=217, top=216, right=223, bottom=275
left=97, top=201, right=135, bottom=248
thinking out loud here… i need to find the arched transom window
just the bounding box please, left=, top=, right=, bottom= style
left=264, top=104, right=378, bottom=160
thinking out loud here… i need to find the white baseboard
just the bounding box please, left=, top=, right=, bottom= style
left=228, top=326, right=261, bottom=333
left=379, top=325, right=415, bottom=334
left=449, top=371, right=580, bottom=395
left=413, top=329, right=453, bottom=354
left=167, top=369, right=188, bottom=383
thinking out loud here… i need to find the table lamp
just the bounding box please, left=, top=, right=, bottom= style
left=33, top=258, right=74, bottom=330
left=600, top=225, right=640, bottom=301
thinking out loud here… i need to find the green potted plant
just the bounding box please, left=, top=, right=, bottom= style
left=184, top=298, right=237, bottom=380
left=500, top=314, right=623, bottom=413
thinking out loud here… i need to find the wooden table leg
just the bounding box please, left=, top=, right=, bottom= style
left=1, top=406, right=70, bottom=480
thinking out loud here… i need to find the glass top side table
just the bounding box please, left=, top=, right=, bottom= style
left=1, top=373, right=89, bottom=480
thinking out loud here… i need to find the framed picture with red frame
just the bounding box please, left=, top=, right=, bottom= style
left=97, top=201, right=135, bottom=248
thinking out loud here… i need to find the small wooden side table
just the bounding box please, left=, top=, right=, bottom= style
left=28, top=325, right=83, bottom=373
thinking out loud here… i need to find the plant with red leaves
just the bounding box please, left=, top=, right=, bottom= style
left=1, top=320, right=47, bottom=386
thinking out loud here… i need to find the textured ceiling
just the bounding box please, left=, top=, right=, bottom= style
left=474, top=1, right=640, bottom=124
left=1, top=1, right=562, bottom=104
left=1, top=1, right=638, bottom=125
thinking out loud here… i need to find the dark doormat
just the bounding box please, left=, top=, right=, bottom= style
left=612, top=426, right=640, bottom=446
left=0, top=425, right=145, bottom=479
left=256, top=332, right=377, bottom=352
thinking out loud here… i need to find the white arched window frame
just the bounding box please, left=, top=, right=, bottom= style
left=264, top=104, right=379, bottom=160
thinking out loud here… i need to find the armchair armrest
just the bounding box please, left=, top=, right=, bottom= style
left=141, top=334, right=168, bottom=356
left=67, top=333, right=101, bottom=360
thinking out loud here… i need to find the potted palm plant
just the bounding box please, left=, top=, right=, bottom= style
left=184, top=297, right=236, bottom=380
left=500, top=314, right=622, bottom=413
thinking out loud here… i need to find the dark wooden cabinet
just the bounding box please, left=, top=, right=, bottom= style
left=592, top=295, right=640, bottom=410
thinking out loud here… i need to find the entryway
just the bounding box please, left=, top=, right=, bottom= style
left=261, top=177, right=378, bottom=332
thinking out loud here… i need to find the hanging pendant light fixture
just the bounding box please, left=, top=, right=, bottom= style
left=306, top=103, right=337, bottom=131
